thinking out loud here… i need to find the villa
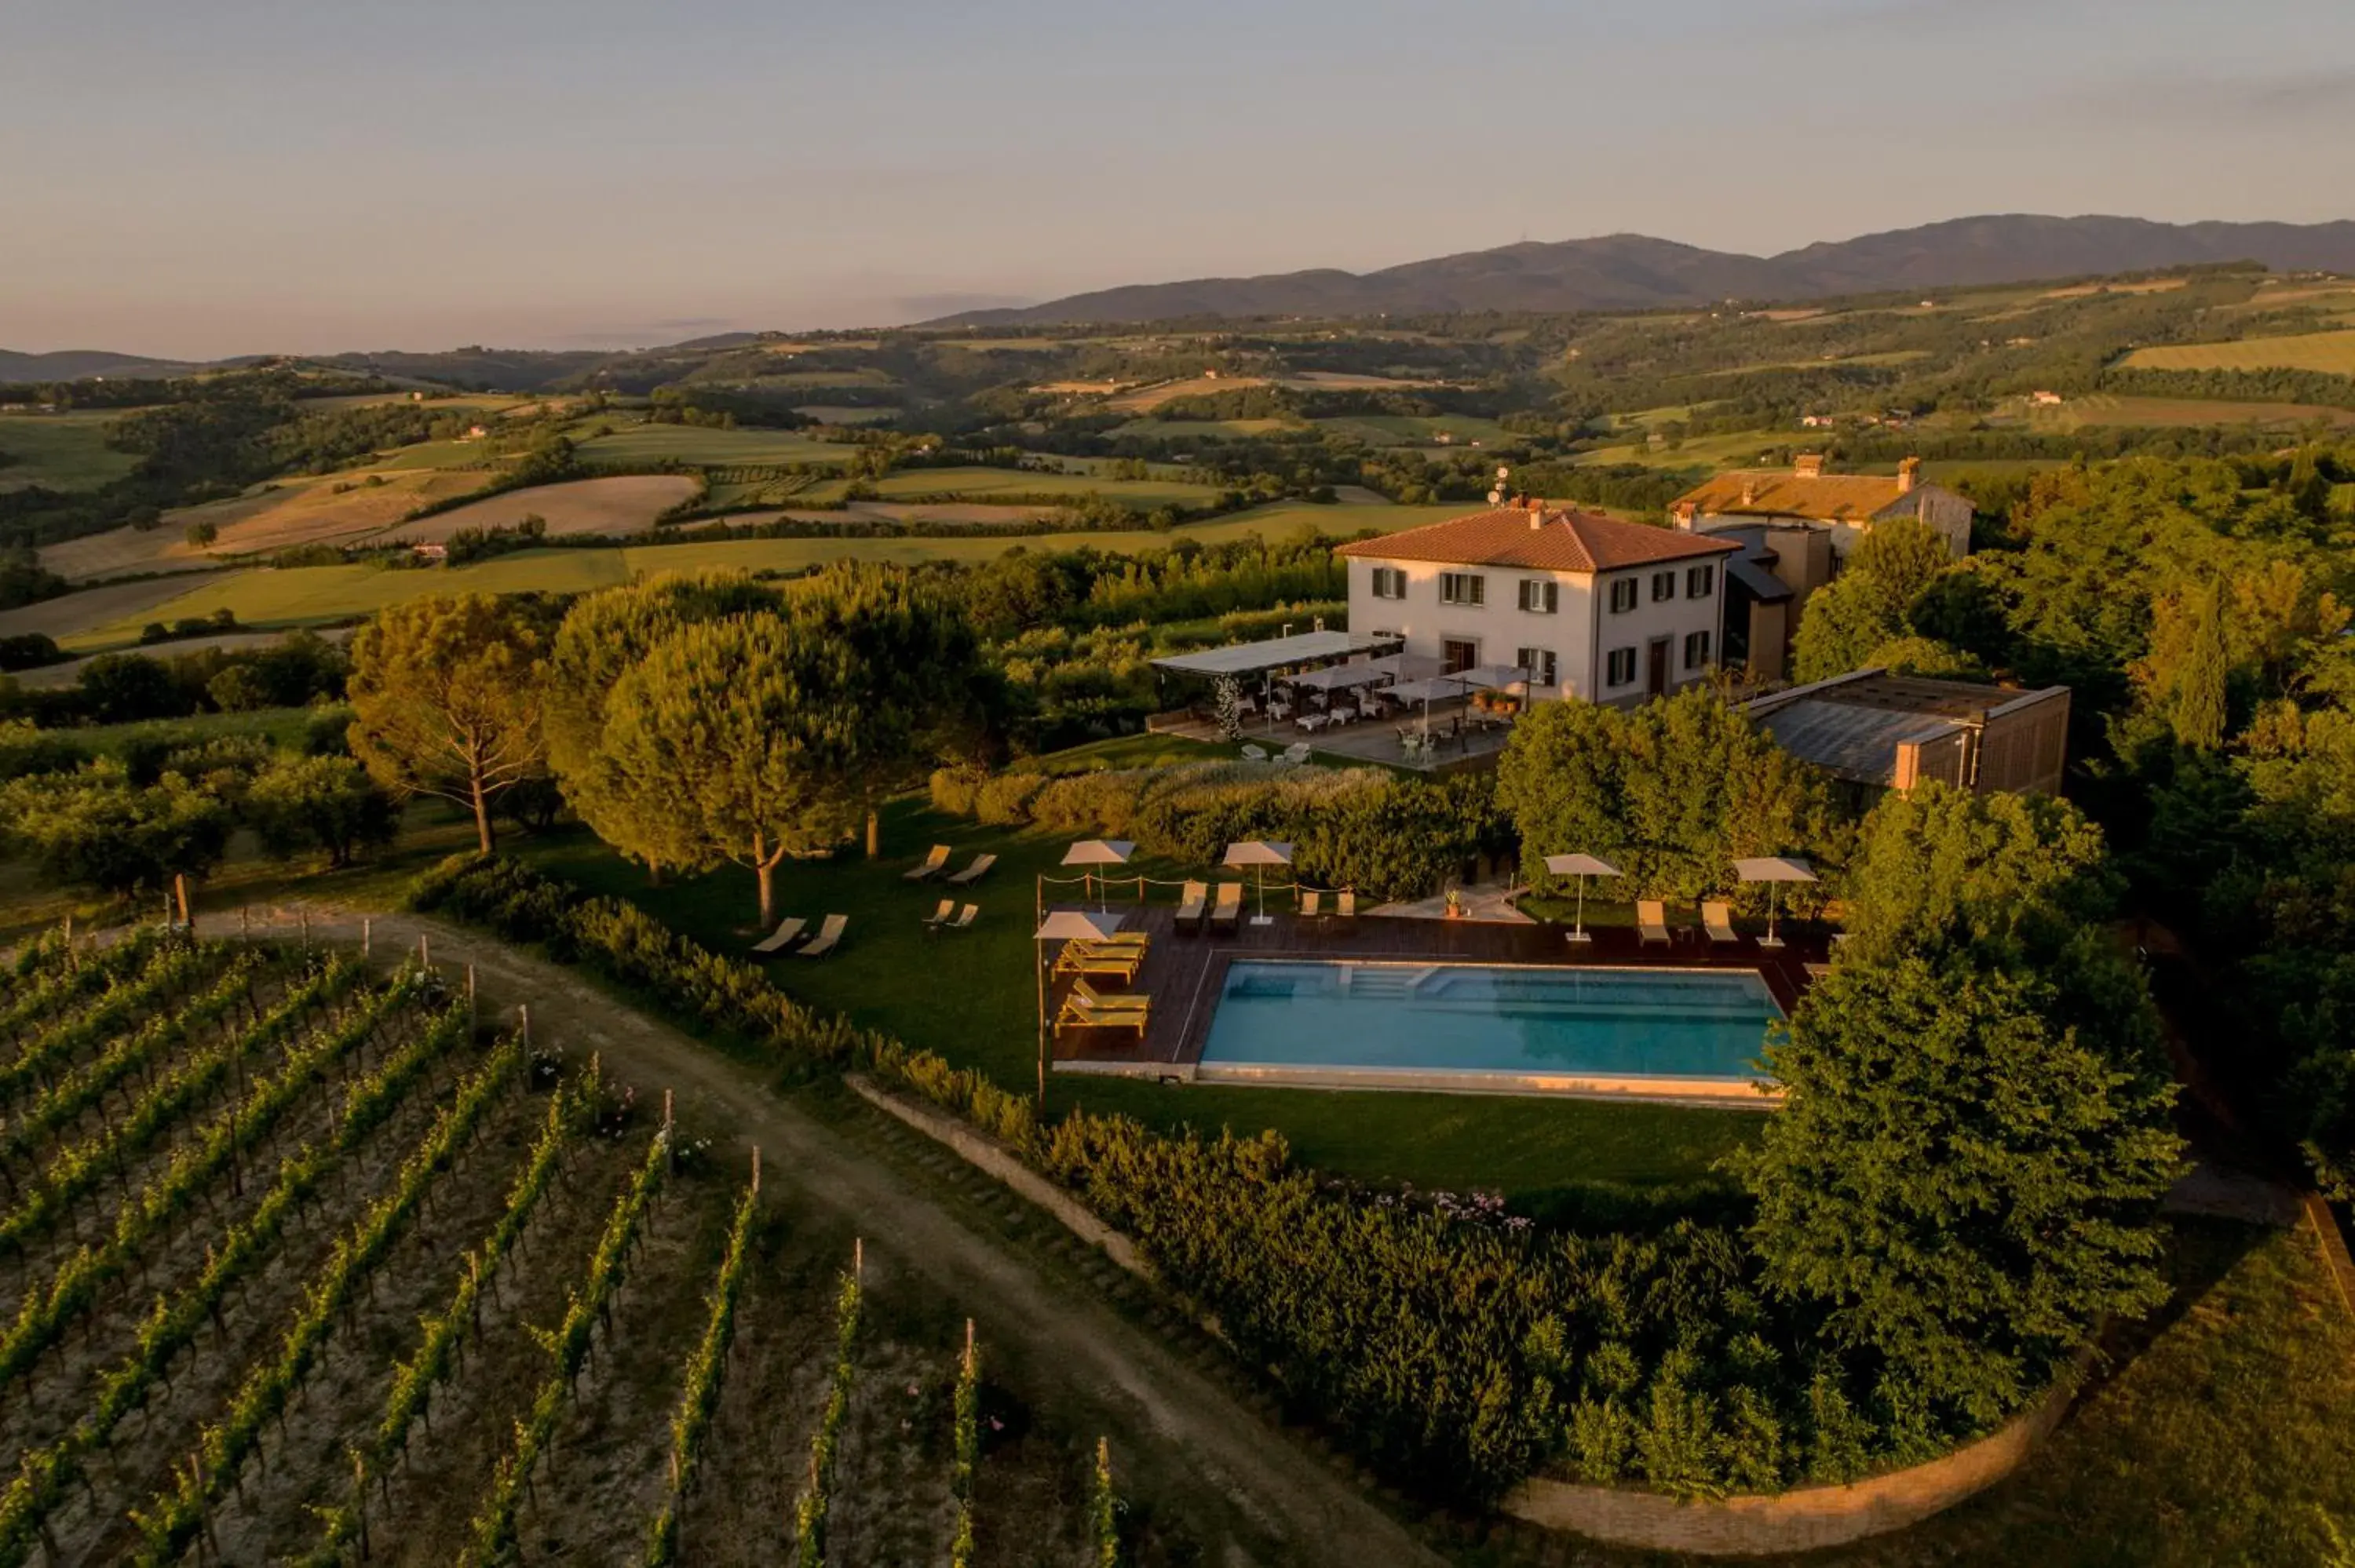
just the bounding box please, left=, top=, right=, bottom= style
left=1334, top=497, right=1738, bottom=705
left=1667, top=454, right=1975, bottom=679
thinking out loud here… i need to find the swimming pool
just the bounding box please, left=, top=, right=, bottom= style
left=1195, top=961, right=1781, bottom=1099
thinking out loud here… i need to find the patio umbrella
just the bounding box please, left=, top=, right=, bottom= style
left=1732, top=856, right=1818, bottom=950
left=1543, top=852, right=1623, bottom=945
left=1221, top=841, right=1294, bottom=927
left=1061, top=839, right=1135, bottom=912
left=1032, top=907, right=1126, bottom=1107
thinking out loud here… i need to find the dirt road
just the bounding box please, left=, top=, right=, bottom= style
left=243, top=905, right=1447, bottom=1568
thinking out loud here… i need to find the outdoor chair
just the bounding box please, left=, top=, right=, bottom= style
left=1637, top=900, right=1670, bottom=946
left=1057, top=986, right=1152, bottom=1039
left=1210, top=883, right=1244, bottom=932
left=798, top=913, right=849, bottom=958
left=750, top=916, right=807, bottom=954
left=945, top=852, right=997, bottom=887
left=1054, top=943, right=1145, bottom=983
left=903, top=844, right=951, bottom=881
left=945, top=903, right=980, bottom=932
left=1174, top=879, right=1209, bottom=932
left=921, top=899, right=955, bottom=930
left=1298, top=889, right=1322, bottom=918
left=1336, top=890, right=1356, bottom=918
left=1701, top=901, right=1740, bottom=945
left=1240, top=744, right=1269, bottom=761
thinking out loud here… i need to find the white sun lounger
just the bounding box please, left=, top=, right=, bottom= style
left=751, top=917, right=807, bottom=954
left=798, top=913, right=849, bottom=958
left=1701, top=900, right=1739, bottom=944
left=903, top=844, right=951, bottom=881
left=1637, top=900, right=1670, bottom=946
left=945, top=852, right=997, bottom=887
left=921, top=898, right=955, bottom=930
left=945, top=903, right=980, bottom=931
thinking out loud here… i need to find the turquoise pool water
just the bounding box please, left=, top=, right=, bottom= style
left=1198, top=961, right=1780, bottom=1084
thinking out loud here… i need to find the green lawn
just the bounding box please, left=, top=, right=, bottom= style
left=1769, top=1219, right=2355, bottom=1568
left=513, top=797, right=1761, bottom=1206
left=0, top=411, right=144, bottom=492
left=61, top=704, right=338, bottom=759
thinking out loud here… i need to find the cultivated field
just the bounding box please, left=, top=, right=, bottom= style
left=384, top=475, right=701, bottom=543
left=2008, top=392, right=2355, bottom=429
left=0, top=929, right=1114, bottom=1566
left=567, top=425, right=848, bottom=469
left=2120, top=328, right=2355, bottom=374
left=1102, top=376, right=1268, bottom=414
left=47, top=502, right=1463, bottom=647
left=0, top=574, right=246, bottom=647
left=1310, top=414, right=1514, bottom=449
left=857, top=465, right=1220, bottom=508
left=1109, top=416, right=1299, bottom=441
left=0, top=412, right=142, bottom=494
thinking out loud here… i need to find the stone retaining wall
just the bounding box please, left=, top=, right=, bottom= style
left=1503, top=1373, right=2078, bottom=1556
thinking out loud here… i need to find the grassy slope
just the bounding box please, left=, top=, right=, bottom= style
left=514, top=796, right=1759, bottom=1205
left=46, top=501, right=1465, bottom=648
left=0, top=411, right=143, bottom=492
left=2121, top=328, right=2355, bottom=374
left=569, top=423, right=848, bottom=466
left=1773, top=1218, right=2355, bottom=1568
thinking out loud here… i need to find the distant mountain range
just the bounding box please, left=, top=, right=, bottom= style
left=0, top=349, right=205, bottom=382
left=934, top=214, right=2355, bottom=326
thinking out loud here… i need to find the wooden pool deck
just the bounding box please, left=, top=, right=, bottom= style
left=1048, top=899, right=1828, bottom=1095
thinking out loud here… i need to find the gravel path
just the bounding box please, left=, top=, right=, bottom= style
left=239, top=903, right=1445, bottom=1568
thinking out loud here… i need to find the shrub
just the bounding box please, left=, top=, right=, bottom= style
left=928, top=765, right=986, bottom=818
left=973, top=771, right=1046, bottom=826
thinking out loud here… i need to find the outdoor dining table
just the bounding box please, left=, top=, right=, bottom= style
left=1296, top=712, right=1331, bottom=732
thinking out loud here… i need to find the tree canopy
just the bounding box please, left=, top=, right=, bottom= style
left=347, top=593, right=552, bottom=855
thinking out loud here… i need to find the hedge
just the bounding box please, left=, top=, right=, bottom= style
left=406, top=853, right=2025, bottom=1506
left=931, top=759, right=1511, bottom=903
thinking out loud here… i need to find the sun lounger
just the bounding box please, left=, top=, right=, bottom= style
left=921, top=899, right=955, bottom=930
left=1336, top=890, right=1356, bottom=918
left=1054, top=943, right=1145, bottom=983
left=797, top=913, right=849, bottom=958
left=1701, top=900, right=1739, bottom=945
left=1282, top=742, right=1313, bottom=764
left=945, top=903, right=980, bottom=932
left=1240, top=744, right=1269, bottom=761
left=1076, top=932, right=1149, bottom=952
left=750, top=916, right=807, bottom=954
left=903, top=844, right=951, bottom=881
left=1069, top=976, right=1150, bottom=1012
left=1637, top=900, right=1670, bottom=946
left=1298, top=889, right=1322, bottom=917
left=1210, top=883, right=1243, bottom=932
left=1056, top=992, right=1152, bottom=1038
left=945, top=852, right=997, bottom=887
left=1174, top=879, right=1209, bottom=932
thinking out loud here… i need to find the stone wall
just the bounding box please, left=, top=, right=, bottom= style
left=1503, top=1373, right=2077, bottom=1556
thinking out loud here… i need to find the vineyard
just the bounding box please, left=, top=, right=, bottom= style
left=0, top=928, right=1126, bottom=1566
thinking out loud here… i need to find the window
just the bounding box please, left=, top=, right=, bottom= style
left=1517, top=578, right=1558, bottom=614
left=1516, top=647, right=1557, bottom=687
left=1439, top=571, right=1486, bottom=607
left=1608, top=578, right=1638, bottom=614
left=1605, top=647, right=1637, bottom=687
left=1368, top=565, right=1407, bottom=600
left=1684, top=629, right=1712, bottom=669
left=1686, top=563, right=1715, bottom=598
left=1651, top=570, right=1676, bottom=603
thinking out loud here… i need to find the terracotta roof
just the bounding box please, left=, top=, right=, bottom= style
left=1673, top=470, right=1931, bottom=523
left=1335, top=506, right=1738, bottom=572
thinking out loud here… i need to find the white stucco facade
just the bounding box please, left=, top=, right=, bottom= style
left=1346, top=552, right=1727, bottom=706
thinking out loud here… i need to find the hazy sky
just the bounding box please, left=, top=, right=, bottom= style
left=7, top=0, right=2354, bottom=358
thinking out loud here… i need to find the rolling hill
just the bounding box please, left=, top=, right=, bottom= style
left=935, top=214, right=2355, bottom=326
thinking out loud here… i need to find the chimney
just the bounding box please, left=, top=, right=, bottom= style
left=1740, top=480, right=1758, bottom=507
left=1793, top=453, right=1825, bottom=479
left=1897, top=456, right=1921, bottom=494
left=1673, top=500, right=1697, bottom=531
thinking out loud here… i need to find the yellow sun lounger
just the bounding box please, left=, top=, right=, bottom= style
left=1054, top=944, right=1145, bottom=983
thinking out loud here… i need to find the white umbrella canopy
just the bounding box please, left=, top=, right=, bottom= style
left=1543, top=853, right=1623, bottom=943
left=1034, top=908, right=1125, bottom=943
left=1732, top=856, right=1817, bottom=949
left=1063, top=839, right=1137, bottom=912
left=1364, top=651, right=1445, bottom=681
left=1287, top=664, right=1389, bottom=692
left=1222, top=841, right=1294, bottom=926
